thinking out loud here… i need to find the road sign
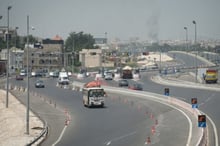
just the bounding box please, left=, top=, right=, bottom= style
left=198, top=115, right=206, bottom=128
left=192, top=104, right=198, bottom=108
left=191, top=98, right=198, bottom=108
left=164, top=88, right=169, bottom=96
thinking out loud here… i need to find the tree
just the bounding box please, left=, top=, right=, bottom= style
left=65, top=31, right=95, bottom=53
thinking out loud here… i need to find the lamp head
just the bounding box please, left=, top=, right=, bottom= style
left=8, top=6, right=12, bottom=10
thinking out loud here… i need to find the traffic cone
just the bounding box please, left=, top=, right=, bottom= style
left=65, top=119, right=68, bottom=126
left=155, top=119, right=158, bottom=125
left=150, top=113, right=154, bottom=119
left=145, top=136, right=151, bottom=144
left=151, top=126, right=155, bottom=135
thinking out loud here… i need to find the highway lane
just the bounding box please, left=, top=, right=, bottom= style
left=140, top=51, right=220, bottom=145
left=169, top=51, right=213, bottom=68
left=9, top=77, right=192, bottom=146
left=40, top=78, right=191, bottom=146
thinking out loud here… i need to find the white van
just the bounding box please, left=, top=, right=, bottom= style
left=58, top=72, right=69, bottom=85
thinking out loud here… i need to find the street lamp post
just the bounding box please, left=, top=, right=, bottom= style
left=192, top=20, right=197, bottom=83
left=26, top=15, right=30, bottom=135
left=6, top=6, right=12, bottom=108
left=184, top=27, right=188, bottom=51
left=72, top=39, right=74, bottom=74
left=15, top=27, right=19, bottom=70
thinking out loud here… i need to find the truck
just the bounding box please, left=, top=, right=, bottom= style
left=205, top=69, right=218, bottom=83
left=121, top=66, right=133, bottom=79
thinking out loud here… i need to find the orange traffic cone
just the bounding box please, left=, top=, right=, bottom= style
left=145, top=136, right=151, bottom=144
left=150, top=113, right=154, bottom=119
left=151, top=126, right=156, bottom=135
left=155, top=119, right=158, bottom=125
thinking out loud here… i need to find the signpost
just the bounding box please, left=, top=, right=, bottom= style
left=164, top=88, right=169, bottom=96
left=198, top=115, right=206, bottom=128
left=191, top=98, right=198, bottom=108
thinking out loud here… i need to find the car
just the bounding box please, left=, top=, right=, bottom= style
left=129, top=83, right=143, bottom=90
left=15, top=75, right=24, bottom=80
left=35, top=80, right=45, bottom=88
left=118, top=79, right=129, bottom=87
left=105, top=72, right=113, bottom=80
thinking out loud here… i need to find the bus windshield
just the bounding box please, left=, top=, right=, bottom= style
left=89, top=89, right=104, bottom=97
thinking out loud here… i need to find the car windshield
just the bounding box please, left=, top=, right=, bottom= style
left=37, top=80, right=43, bottom=83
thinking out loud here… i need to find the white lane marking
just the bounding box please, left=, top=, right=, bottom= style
left=104, top=131, right=137, bottom=145
left=199, top=93, right=215, bottom=107
left=52, top=125, right=67, bottom=146
left=105, top=88, right=194, bottom=146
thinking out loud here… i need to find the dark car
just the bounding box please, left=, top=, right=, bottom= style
left=15, top=75, right=24, bottom=80
left=129, top=83, right=143, bottom=90
left=118, top=79, right=129, bottom=87
left=35, top=80, right=45, bottom=88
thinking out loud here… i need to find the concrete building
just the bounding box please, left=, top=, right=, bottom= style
left=79, top=49, right=102, bottom=68
left=0, top=48, right=24, bottom=74
left=23, top=35, right=64, bottom=71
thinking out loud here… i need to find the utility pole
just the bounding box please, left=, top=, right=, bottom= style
left=6, top=6, right=12, bottom=108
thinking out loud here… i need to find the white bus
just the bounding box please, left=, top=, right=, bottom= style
left=83, top=87, right=105, bottom=108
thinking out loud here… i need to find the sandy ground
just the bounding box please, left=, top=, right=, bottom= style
left=0, top=90, right=44, bottom=146
left=137, top=52, right=173, bottom=66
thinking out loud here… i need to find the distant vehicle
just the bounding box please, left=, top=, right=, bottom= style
left=104, top=72, right=113, bottom=80
left=50, top=71, right=59, bottom=78
left=20, top=69, right=27, bottom=76
left=118, top=79, right=129, bottom=87
left=129, top=83, right=143, bottom=90
left=122, top=66, right=133, bottom=79
left=205, top=69, right=218, bottom=83
left=35, top=80, right=45, bottom=88
left=83, top=87, right=105, bottom=108
left=15, top=75, right=24, bottom=80
left=58, top=71, right=69, bottom=85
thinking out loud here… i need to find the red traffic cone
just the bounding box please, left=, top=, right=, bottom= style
left=145, top=136, right=151, bottom=144
left=150, top=113, right=154, bottom=119
left=151, top=126, right=156, bottom=135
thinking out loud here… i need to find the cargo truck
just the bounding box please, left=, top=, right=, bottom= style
left=205, top=69, right=218, bottom=83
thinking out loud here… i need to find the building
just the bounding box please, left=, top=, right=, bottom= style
left=0, top=26, right=18, bottom=41
left=0, top=48, right=24, bottom=74
left=23, top=35, right=64, bottom=71
left=79, top=49, right=102, bottom=68
left=94, top=38, right=109, bottom=50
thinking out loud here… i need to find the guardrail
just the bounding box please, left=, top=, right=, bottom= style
left=26, top=121, right=48, bottom=146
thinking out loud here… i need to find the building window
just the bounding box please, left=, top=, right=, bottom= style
left=90, top=52, right=96, bottom=55
left=39, top=59, right=45, bottom=64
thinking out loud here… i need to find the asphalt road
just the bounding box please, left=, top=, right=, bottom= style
left=151, top=52, right=220, bottom=145
left=8, top=51, right=216, bottom=145
left=10, top=77, right=193, bottom=146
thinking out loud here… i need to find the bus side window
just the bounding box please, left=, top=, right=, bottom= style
left=89, top=91, right=93, bottom=97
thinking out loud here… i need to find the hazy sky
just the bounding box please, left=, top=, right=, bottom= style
left=0, top=0, right=219, bottom=41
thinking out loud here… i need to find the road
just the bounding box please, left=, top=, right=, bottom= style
left=154, top=51, right=220, bottom=145
left=8, top=51, right=217, bottom=145
left=10, top=76, right=195, bottom=146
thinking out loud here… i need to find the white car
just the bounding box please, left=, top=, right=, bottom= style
left=105, top=72, right=113, bottom=80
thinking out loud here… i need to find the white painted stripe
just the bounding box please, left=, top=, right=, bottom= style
left=106, top=88, right=193, bottom=146
left=52, top=125, right=67, bottom=146
left=200, top=111, right=219, bottom=146
left=104, top=131, right=137, bottom=145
